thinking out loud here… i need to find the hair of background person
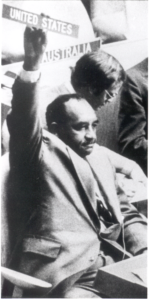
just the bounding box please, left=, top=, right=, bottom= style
left=71, top=50, right=126, bottom=96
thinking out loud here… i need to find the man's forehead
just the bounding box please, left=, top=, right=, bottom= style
left=64, top=97, right=97, bottom=121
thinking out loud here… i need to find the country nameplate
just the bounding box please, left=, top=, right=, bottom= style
left=2, top=4, right=79, bottom=38
left=42, top=39, right=101, bottom=63
left=1, top=39, right=101, bottom=90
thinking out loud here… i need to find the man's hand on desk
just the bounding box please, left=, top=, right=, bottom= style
left=116, top=174, right=136, bottom=200
left=128, top=162, right=147, bottom=187
left=23, top=26, right=48, bottom=71
left=116, top=172, right=147, bottom=202
left=118, top=161, right=147, bottom=200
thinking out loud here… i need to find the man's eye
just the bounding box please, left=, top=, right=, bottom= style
left=93, top=123, right=98, bottom=129
left=74, top=124, right=87, bottom=130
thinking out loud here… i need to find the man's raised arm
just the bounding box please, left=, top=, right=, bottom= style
left=7, top=27, right=47, bottom=167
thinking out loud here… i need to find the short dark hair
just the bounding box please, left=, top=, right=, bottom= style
left=71, top=50, right=126, bottom=96
left=46, top=93, right=82, bottom=131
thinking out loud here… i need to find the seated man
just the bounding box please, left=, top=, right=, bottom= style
left=71, top=51, right=148, bottom=175
left=5, top=27, right=147, bottom=298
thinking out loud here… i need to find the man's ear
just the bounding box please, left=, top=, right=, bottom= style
left=49, top=122, right=59, bottom=136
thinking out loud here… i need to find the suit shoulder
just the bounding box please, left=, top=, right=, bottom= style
left=87, top=144, right=110, bottom=163
left=126, top=68, right=147, bottom=88
left=42, top=129, right=68, bottom=152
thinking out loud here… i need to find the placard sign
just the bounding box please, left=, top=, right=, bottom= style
left=43, top=39, right=101, bottom=63
left=2, top=4, right=79, bottom=38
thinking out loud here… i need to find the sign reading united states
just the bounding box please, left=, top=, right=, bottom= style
left=2, top=4, right=79, bottom=38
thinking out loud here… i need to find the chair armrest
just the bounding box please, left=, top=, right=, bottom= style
left=1, top=266, right=52, bottom=291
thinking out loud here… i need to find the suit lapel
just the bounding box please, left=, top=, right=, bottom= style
left=67, top=147, right=100, bottom=232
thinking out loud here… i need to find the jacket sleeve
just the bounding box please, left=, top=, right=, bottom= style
left=118, top=73, right=148, bottom=175
left=7, top=78, right=42, bottom=173
left=95, top=145, right=147, bottom=186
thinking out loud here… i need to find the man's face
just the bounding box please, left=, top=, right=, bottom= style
left=58, top=98, right=98, bottom=157
left=76, top=81, right=121, bottom=110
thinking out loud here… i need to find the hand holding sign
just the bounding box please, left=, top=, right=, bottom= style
left=24, top=27, right=48, bottom=71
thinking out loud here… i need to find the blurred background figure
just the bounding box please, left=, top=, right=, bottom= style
left=118, top=58, right=148, bottom=176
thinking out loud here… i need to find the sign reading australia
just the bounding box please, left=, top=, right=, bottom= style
left=2, top=4, right=79, bottom=38
left=42, top=39, right=101, bottom=63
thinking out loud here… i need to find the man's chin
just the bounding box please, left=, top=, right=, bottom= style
left=80, top=145, right=94, bottom=157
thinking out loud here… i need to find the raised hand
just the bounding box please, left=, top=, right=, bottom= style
left=23, top=26, right=48, bottom=71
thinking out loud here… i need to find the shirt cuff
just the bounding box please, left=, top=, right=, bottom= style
left=19, top=68, right=40, bottom=83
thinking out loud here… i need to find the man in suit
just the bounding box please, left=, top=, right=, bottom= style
left=118, top=60, right=148, bottom=175
left=71, top=51, right=148, bottom=175
left=6, top=27, right=147, bottom=298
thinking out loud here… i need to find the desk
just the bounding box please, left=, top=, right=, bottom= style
left=94, top=253, right=147, bottom=298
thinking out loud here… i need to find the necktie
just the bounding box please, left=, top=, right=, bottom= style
left=97, top=199, right=113, bottom=223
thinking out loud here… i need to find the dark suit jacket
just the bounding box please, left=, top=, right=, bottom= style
left=95, top=59, right=148, bottom=176
left=6, top=78, right=147, bottom=297
left=118, top=62, right=148, bottom=175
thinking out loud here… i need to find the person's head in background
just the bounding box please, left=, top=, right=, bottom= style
left=71, top=50, right=126, bottom=110
left=46, top=94, right=98, bottom=157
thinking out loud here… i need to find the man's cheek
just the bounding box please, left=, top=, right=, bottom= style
left=73, top=132, right=81, bottom=141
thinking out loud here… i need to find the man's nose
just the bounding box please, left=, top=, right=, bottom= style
left=85, top=127, right=96, bottom=140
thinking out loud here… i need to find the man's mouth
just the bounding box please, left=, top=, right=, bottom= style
left=83, top=143, right=95, bottom=148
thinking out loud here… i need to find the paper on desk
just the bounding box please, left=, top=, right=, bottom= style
left=132, top=268, right=147, bottom=285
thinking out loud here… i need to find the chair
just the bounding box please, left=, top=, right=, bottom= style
left=1, top=267, right=52, bottom=298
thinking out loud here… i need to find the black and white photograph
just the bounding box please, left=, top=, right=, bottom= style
left=1, top=0, right=148, bottom=298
